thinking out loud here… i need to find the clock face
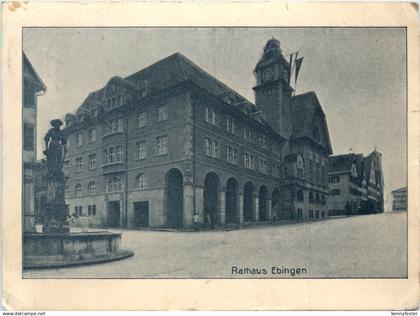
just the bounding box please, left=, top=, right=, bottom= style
left=262, top=68, right=274, bottom=82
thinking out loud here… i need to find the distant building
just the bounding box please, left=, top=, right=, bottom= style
left=23, top=53, right=46, bottom=232
left=327, top=150, right=384, bottom=216
left=391, top=187, right=407, bottom=212
left=62, top=38, right=332, bottom=229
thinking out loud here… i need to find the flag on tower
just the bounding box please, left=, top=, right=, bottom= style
left=295, top=57, right=304, bottom=82
left=288, top=52, right=299, bottom=85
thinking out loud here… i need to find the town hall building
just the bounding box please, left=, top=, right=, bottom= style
left=62, top=38, right=333, bottom=229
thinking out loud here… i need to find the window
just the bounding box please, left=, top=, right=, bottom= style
left=263, top=87, right=274, bottom=96
left=104, top=118, right=123, bottom=135
left=136, top=141, right=147, bottom=160
left=76, top=133, right=83, bottom=146
left=297, top=209, right=303, bottom=219
left=227, top=146, right=238, bottom=165
left=75, top=157, right=83, bottom=173
left=244, top=152, right=255, bottom=169
left=103, top=146, right=123, bottom=164
left=109, top=147, right=115, bottom=163
left=23, top=124, right=35, bottom=151
left=75, top=183, right=82, bottom=197
left=273, top=164, right=281, bottom=178
left=157, top=105, right=168, bottom=122
left=329, top=176, right=340, bottom=183
left=316, top=163, right=321, bottom=184
left=205, top=106, right=216, bottom=125
left=137, top=112, right=147, bottom=128
left=87, top=181, right=96, bottom=195
left=244, top=127, right=252, bottom=142
left=63, top=161, right=70, bottom=174
left=136, top=174, right=147, bottom=189
left=296, top=155, right=304, bottom=179
left=74, top=206, right=83, bottom=217
left=107, top=177, right=122, bottom=192
left=88, top=205, right=96, bottom=216
left=107, top=94, right=122, bottom=110
left=78, top=115, right=85, bottom=123
left=64, top=185, right=70, bottom=198
left=88, top=204, right=96, bottom=216
left=205, top=137, right=219, bottom=159
left=297, top=190, right=304, bottom=202
left=309, top=210, right=313, bottom=219
left=116, top=146, right=123, bottom=162
left=226, top=117, right=236, bottom=134
left=88, top=154, right=96, bottom=169
left=156, top=135, right=168, bottom=156
left=259, top=158, right=269, bottom=174
left=88, top=129, right=96, bottom=143
left=91, top=107, right=98, bottom=118
left=309, top=160, right=314, bottom=183
left=330, top=189, right=341, bottom=196
left=116, top=118, right=123, bottom=132
left=258, top=134, right=267, bottom=149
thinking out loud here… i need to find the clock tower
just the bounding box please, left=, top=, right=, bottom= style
left=253, top=38, right=293, bottom=140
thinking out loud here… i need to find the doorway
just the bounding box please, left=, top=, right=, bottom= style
left=107, top=201, right=121, bottom=228
left=134, top=201, right=149, bottom=228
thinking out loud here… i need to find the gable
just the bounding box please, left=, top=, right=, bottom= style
left=23, top=53, right=46, bottom=92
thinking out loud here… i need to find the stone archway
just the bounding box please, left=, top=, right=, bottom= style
left=243, top=182, right=255, bottom=222
left=258, top=185, right=269, bottom=221
left=203, top=172, right=220, bottom=225
left=165, top=168, right=184, bottom=228
left=225, top=177, right=239, bottom=224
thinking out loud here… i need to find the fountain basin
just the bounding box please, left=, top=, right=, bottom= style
left=23, top=231, right=134, bottom=269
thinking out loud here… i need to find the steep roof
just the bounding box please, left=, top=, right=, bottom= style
left=329, top=153, right=362, bottom=174
left=391, top=187, right=407, bottom=194
left=71, top=52, right=256, bottom=118
left=23, top=52, right=47, bottom=92
left=291, top=91, right=333, bottom=154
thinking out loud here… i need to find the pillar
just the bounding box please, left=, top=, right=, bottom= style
left=183, top=184, right=194, bottom=227
left=268, top=199, right=272, bottom=221
left=254, top=196, right=259, bottom=222
left=219, top=191, right=226, bottom=225
left=238, top=193, right=244, bottom=223
left=195, top=186, right=204, bottom=224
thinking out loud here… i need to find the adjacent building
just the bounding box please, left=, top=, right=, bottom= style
left=391, top=187, right=407, bottom=212
left=62, top=38, right=332, bottom=229
left=327, top=150, right=384, bottom=216
left=23, top=53, right=46, bottom=232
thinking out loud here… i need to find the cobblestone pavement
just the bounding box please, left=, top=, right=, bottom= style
left=24, top=212, right=407, bottom=278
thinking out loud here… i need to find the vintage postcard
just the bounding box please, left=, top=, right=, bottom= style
left=2, top=1, right=419, bottom=311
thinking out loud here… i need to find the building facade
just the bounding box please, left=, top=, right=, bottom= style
left=327, top=150, right=384, bottom=216
left=391, top=187, right=407, bottom=212
left=63, top=39, right=332, bottom=229
left=23, top=53, right=46, bottom=232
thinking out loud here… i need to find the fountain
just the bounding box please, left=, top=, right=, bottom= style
left=23, top=119, right=133, bottom=269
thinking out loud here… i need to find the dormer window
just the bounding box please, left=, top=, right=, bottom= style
left=205, top=106, right=217, bottom=125
left=244, top=127, right=252, bottom=142
left=258, top=134, right=267, bottom=149
left=107, top=94, right=122, bottom=111
left=91, top=107, right=98, bottom=118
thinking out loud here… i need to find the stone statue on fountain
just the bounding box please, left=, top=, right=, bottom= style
left=42, top=119, right=69, bottom=234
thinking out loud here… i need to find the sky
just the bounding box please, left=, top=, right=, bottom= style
left=23, top=27, right=407, bottom=211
